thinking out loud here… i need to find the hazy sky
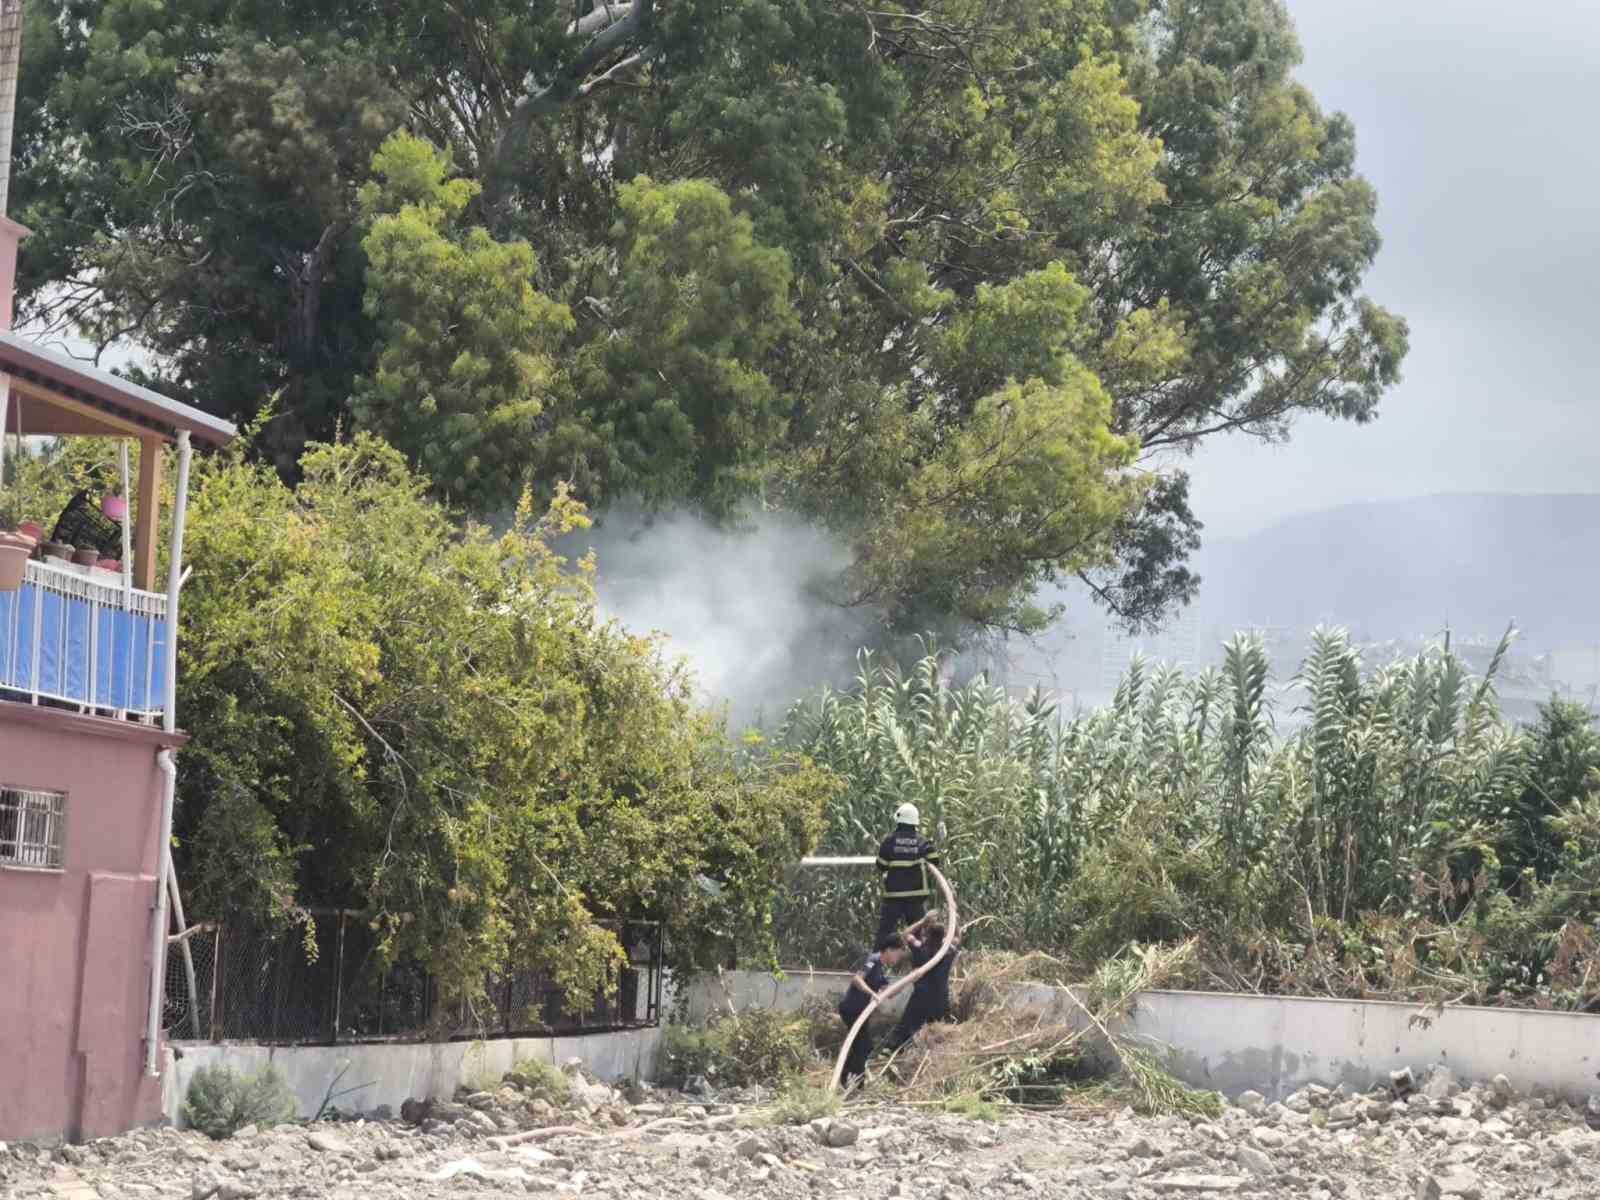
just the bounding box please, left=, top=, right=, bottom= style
left=1185, top=0, right=1600, bottom=537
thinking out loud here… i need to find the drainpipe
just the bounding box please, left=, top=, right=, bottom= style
left=0, top=0, right=24, bottom=220
left=146, top=748, right=177, bottom=1075
left=144, top=430, right=192, bottom=1076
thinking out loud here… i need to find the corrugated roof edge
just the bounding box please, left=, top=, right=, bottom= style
left=0, top=329, right=238, bottom=445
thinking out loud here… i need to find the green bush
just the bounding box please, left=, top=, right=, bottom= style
left=777, top=632, right=1600, bottom=1011
left=659, top=1009, right=815, bottom=1089
left=768, top=1076, right=840, bottom=1125
left=505, top=1057, right=570, bottom=1102
left=942, top=1092, right=1004, bottom=1121
left=183, top=1064, right=298, bottom=1139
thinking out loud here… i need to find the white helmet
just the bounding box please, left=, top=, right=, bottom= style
left=895, top=802, right=920, bottom=826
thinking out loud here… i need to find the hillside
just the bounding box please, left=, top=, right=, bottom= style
left=1191, top=493, right=1600, bottom=647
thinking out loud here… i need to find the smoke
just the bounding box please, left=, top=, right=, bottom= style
left=558, top=504, right=881, bottom=730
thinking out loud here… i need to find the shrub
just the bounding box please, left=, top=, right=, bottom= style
left=942, top=1092, right=1004, bottom=1121
left=777, top=630, right=1600, bottom=1011
left=768, top=1076, right=840, bottom=1125
left=505, top=1057, right=570, bottom=1102
left=183, top=1064, right=298, bottom=1139
left=659, top=1008, right=815, bottom=1088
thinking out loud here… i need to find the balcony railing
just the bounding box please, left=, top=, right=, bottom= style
left=0, top=558, right=168, bottom=720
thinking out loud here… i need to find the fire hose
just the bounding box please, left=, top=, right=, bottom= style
left=821, top=860, right=958, bottom=1094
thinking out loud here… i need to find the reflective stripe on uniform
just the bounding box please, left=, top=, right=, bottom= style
left=884, top=886, right=931, bottom=898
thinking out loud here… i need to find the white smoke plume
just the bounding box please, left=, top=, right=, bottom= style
left=558, top=504, right=881, bottom=731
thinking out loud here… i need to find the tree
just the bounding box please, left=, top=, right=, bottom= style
left=1504, top=699, right=1600, bottom=891
left=164, top=429, right=833, bottom=1002
left=12, top=0, right=1407, bottom=634
left=354, top=133, right=573, bottom=509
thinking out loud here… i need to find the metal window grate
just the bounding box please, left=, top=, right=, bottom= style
left=0, top=786, right=66, bottom=870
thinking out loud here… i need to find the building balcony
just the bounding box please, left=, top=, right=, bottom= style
left=0, top=556, right=168, bottom=721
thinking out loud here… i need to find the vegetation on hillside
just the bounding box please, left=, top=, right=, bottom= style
left=776, top=636, right=1600, bottom=1010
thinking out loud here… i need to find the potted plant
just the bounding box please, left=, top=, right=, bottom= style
left=0, top=491, right=34, bottom=591
left=73, top=545, right=99, bottom=568
left=41, top=539, right=72, bottom=563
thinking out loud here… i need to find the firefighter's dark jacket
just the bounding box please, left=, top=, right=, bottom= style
left=876, top=824, right=940, bottom=898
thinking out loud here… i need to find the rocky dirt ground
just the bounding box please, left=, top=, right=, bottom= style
left=4, top=1065, right=1599, bottom=1200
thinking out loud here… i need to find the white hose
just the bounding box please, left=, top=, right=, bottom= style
left=144, top=432, right=192, bottom=1074
left=828, top=863, right=958, bottom=1094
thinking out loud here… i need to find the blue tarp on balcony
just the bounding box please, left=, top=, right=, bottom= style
left=0, top=579, right=168, bottom=714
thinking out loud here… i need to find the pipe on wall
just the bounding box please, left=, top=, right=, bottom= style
left=146, top=748, right=177, bottom=1075
left=145, top=431, right=192, bottom=1076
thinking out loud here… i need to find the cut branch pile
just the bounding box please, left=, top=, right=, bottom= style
left=860, top=938, right=1220, bottom=1116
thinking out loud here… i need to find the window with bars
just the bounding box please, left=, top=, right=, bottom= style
left=0, top=787, right=66, bottom=870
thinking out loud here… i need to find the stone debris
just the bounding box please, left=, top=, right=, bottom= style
left=1, top=1064, right=1598, bottom=1199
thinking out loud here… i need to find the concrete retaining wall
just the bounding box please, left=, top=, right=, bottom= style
left=160, top=1027, right=663, bottom=1127
left=161, top=972, right=1600, bottom=1127
left=1132, top=989, right=1600, bottom=1103
left=690, top=971, right=1600, bottom=1104
left=680, top=967, right=908, bottom=1025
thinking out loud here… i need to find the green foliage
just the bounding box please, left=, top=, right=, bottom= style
left=779, top=629, right=1600, bottom=1010
left=14, top=0, right=1406, bottom=633
left=564, top=176, right=797, bottom=516
left=355, top=134, right=574, bottom=507
left=1503, top=700, right=1600, bottom=890
left=155, top=429, right=831, bottom=1007
left=941, top=1092, right=1004, bottom=1122
left=658, top=1009, right=814, bottom=1089
left=182, top=1065, right=298, bottom=1139
left=1084, top=1049, right=1225, bottom=1120
left=506, top=1058, right=571, bottom=1103
left=768, top=1077, right=841, bottom=1126
left=989, top=1051, right=1085, bottom=1107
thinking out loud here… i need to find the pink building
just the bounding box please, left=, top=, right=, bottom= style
left=0, top=212, right=236, bottom=1143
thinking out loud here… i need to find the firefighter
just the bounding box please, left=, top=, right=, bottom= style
left=885, top=912, right=958, bottom=1052
left=875, top=802, right=940, bottom=944
left=837, top=934, right=908, bottom=1091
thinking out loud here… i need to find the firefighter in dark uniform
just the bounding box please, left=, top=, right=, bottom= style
left=837, top=934, right=908, bottom=1091
left=875, top=803, right=940, bottom=944
left=885, top=912, right=958, bottom=1051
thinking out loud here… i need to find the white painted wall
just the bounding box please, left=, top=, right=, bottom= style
left=680, top=967, right=908, bottom=1024
left=1132, top=989, right=1600, bottom=1104
left=161, top=974, right=1600, bottom=1127
left=689, top=972, right=1600, bottom=1104
left=161, top=1027, right=662, bottom=1126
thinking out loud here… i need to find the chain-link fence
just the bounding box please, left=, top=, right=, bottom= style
left=166, top=909, right=664, bottom=1046
left=163, top=924, right=218, bottom=1039
left=763, top=865, right=881, bottom=972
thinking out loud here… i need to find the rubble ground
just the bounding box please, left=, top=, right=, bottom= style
left=4, top=1064, right=1598, bottom=1200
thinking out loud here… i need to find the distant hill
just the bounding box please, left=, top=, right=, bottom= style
left=1190, top=493, right=1600, bottom=647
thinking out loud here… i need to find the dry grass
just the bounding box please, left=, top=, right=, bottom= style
left=852, top=939, right=1221, bottom=1116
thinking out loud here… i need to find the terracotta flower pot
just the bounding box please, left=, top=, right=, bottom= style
left=96, top=557, right=122, bottom=575
left=18, top=520, right=43, bottom=542
left=42, top=540, right=72, bottom=562
left=73, top=546, right=100, bottom=568
left=0, top=529, right=36, bottom=591
left=101, top=493, right=128, bottom=521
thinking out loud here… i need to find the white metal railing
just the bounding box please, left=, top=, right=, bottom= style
left=0, top=557, right=169, bottom=719
left=0, top=785, right=66, bottom=870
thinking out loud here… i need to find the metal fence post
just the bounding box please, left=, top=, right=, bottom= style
left=209, top=924, right=222, bottom=1041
